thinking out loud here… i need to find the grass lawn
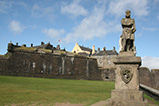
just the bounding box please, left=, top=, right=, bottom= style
left=0, top=76, right=158, bottom=106
left=0, top=76, right=114, bottom=106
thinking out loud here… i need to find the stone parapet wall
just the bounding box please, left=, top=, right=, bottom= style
left=139, top=67, right=159, bottom=90
left=0, top=50, right=101, bottom=80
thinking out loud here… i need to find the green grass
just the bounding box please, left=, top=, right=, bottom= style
left=0, top=76, right=114, bottom=106
left=0, top=76, right=158, bottom=106
left=15, top=47, right=36, bottom=51
left=144, top=94, right=159, bottom=105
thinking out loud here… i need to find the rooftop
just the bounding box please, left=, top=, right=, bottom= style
left=92, top=50, right=118, bottom=56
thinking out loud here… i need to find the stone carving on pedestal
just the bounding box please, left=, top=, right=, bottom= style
left=104, top=10, right=148, bottom=106
left=120, top=69, right=133, bottom=84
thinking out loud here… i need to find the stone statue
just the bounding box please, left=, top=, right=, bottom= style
left=119, top=10, right=136, bottom=53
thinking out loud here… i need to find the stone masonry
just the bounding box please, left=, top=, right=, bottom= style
left=0, top=43, right=101, bottom=80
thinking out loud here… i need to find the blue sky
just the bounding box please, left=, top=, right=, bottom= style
left=0, top=0, right=159, bottom=69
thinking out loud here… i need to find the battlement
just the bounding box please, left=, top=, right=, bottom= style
left=0, top=42, right=101, bottom=80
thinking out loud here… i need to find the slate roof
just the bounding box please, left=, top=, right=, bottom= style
left=33, top=43, right=53, bottom=49
left=92, top=50, right=118, bottom=56
left=79, top=45, right=92, bottom=52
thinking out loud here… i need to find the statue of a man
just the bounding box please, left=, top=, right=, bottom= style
left=119, top=10, right=136, bottom=53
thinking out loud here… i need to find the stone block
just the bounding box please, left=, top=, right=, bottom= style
left=105, top=98, right=148, bottom=106
left=111, top=89, right=144, bottom=101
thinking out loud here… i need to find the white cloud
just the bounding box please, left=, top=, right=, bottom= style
left=153, top=0, right=159, bottom=3
left=0, top=1, right=28, bottom=13
left=63, top=4, right=121, bottom=43
left=9, top=20, right=24, bottom=33
left=63, top=6, right=107, bottom=43
left=142, top=56, right=159, bottom=70
left=43, top=28, right=65, bottom=39
left=107, top=0, right=149, bottom=17
left=61, top=0, right=88, bottom=18
left=143, top=27, right=158, bottom=31
left=157, top=15, right=159, bottom=20
left=32, top=4, right=55, bottom=21
left=0, top=1, right=12, bottom=13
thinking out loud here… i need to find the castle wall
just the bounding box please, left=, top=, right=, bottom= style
left=92, top=55, right=117, bottom=68
left=0, top=51, right=101, bottom=80
left=139, top=67, right=159, bottom=90
left=99, top=68, right=116, bottom=81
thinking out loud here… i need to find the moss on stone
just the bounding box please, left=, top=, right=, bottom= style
left=15, top=47, right=36, bottom=51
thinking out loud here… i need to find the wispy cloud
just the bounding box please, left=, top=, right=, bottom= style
left=157, top=15, right=159, bottom=20
left=107, top=0, right=149, bottom=17
left=62, top=2, right=121, bottom=44
left=63, top=6, right=107, bottom=43
left=61, top=0, right=88, bottom=18
left=32, top=4, right=55, bottom=21
left=9, top=20, right=24, bottom=34
left=43, top=28, right=65, bottom=39
left=0, top=1, right=28, bottom=14
left=142, top=56, right=159, bottom=70
left=0, top=1, right=12, bottom=13
left=142, top=27, right=158, bottom=31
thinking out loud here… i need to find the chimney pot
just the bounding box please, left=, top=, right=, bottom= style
left=103, top=47, right=106, bottom=51
left=92, top=45, right=95, bottom=54
left=22, top=44, right=26, bottom=47
left=113, top=46, right=116, bottom=51
left=57, top=45, right=60, bottom=50
left=41, top=42, right=44, bottom=45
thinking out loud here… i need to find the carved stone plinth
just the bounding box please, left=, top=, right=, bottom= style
left=104, top=54, right=148, bottom=106
left=113, top=55, right=141, bottom=90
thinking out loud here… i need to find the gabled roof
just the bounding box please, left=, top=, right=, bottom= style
left=33, top=43, right=53, bottom=49
left=92, top=50, right=118, bottom=56
left=79, top=45, right=92, bottom=52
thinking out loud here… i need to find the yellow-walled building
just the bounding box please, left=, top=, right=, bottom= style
left=72, top=43, right=95, bottom=55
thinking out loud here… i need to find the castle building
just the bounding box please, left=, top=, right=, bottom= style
left=91, top=47, right=118, bottom=68
left=72, top=43, right=118, bottom=68
left=72, top=43, right=96, bottom=56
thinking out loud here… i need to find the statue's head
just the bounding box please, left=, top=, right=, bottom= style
left=125, top=10, right=131, bottom=18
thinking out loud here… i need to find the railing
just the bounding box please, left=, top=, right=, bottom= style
left=140, top=84, right=159, bottom=101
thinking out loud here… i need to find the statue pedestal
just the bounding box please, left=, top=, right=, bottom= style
left=105, top=53, right=148, bottom=106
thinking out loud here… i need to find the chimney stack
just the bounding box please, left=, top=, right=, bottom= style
left=98, top=48, right=100, bottom=51
left=92, top=45, right=95, bottom=54
left=22, top=44, right=26, bottom=47
left=41, top=42, right=44, bottom=45
left=103, top=47, right=106, bottom=51
left=57, top=45, right=60, bottom=50
left=113, top=46, right=116, bottom=51
left=31, top=43, right=33, bottom=47
left=16, top=42, right=18, bottom=46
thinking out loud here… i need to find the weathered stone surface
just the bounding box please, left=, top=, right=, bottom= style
left=119, top=10, right=136, bottom=53
left=114, top=56, right=140, bottom=90
left=113, top=55, right=141, bottom=65
left=105, top=98, right=148, bottom=106
left=111, top=90, right=144, bottom=101
left=140, top=67, right=159, bottom=90
left=99, top=68, right=116, bottom=81
left=105, top=10, right=148, bottom=105
left=0, top=50, right=102, bottom=80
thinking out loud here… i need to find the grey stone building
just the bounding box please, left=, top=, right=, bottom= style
left=91, top=47, right=118, bottom=68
